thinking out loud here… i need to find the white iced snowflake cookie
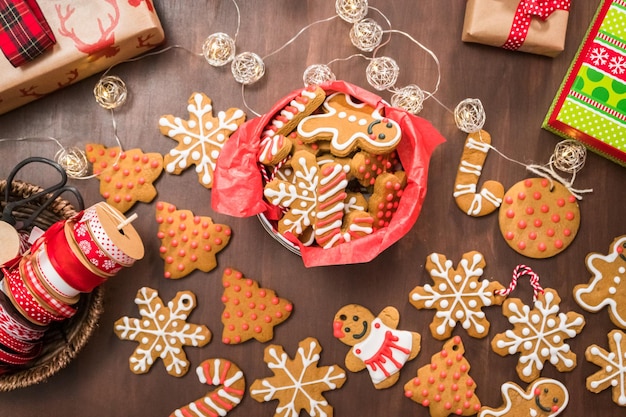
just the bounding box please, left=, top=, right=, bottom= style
left=409, top=251, right=505, bottom=339
left=491, top=288, right=585, bottom=383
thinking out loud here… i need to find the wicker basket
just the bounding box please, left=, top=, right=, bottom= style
left=0, top=179, right=104, bottom=391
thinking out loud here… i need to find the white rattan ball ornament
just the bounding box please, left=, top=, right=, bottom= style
left=336, top=0, right=368, bottom=23
left=202, top=32, right=236, bottom=66
left=94, top=75, right=127, bottom=109
left=454, top=98, right=486, bottom=133
left=551, top=140, right=587, bottom=174
left=350, top=18, right=383, bottom=52
left=55, top=146, right=89, bottom=179
left=391, top=84, right=425, bottom=114
left=231, top=52, right=265, bottom=85
left=366, top=56, right=399, bottom=91
left=303, top=64, right=336, bottom=86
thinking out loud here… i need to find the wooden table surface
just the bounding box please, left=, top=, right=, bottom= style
left=1, top=1, right=625, bottom=416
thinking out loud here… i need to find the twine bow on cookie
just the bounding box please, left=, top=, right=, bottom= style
left=502, top=0, right=570, bottom=52
left=496, top=264, right=544, bottom=302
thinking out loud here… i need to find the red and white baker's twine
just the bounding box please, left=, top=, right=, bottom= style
left=495, top=264, right=544, bottom=301
left=502, top=0, right=570, bottom=51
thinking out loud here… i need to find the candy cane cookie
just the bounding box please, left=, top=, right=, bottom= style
left=453, top=130, right=504, bottom=217
left=170, top=358, right=245, bottom=417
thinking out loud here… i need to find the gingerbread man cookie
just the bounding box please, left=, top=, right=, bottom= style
left=453, top=130, right=504, bottom=217
left=409, top=251, right=505, bottom=340
left=159, top=92, right=246, bottom=189
left=297, top=92, right=402, bottom=157
left=333, top=304, right=421, bottom=389
left=573, top=235, right=626, bottom=329
left=479, top=378, right=569, bottom=417
left=499, top=178, right=580, bottom=258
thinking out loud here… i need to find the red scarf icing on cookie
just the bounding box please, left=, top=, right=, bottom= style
left=502, top=0, right=571, bottom=52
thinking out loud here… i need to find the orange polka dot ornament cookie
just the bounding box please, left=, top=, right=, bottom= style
left=499, top=178, right=580, bottom=258
left=156, top=202, right=231, bottom=279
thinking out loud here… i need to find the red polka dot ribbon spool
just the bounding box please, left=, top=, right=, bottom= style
left=0, top=290, right=46, bottom=343
left=502, top=0, right=570, bottom=51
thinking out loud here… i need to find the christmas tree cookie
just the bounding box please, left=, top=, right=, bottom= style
left=220, top=268, right=293, bottom=344
left=404, top=336, right=481, bottom=416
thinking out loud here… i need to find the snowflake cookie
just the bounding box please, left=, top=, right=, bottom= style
left=409, top=251, right=505, bottom=340
left=86, top=144, right=164, bottom=213
left=114, top=287, right=211, bottom=377
left=333, top=304, right=420, bottom=389
left=585, top=329, right=626, bottom=407
left=221, top=267, right=293, bottom=344
left=573, top=235, right=626, bottom=329
left=404, top=336, right=481, bottom=417
left=491, top=288, right=586, bottom=383
left=159, top=92, right=246, bottom=188
left=478, top=377, right=569, bottom=417
left=156, top=201, right=231, bottom=279
left=250, top=337, right=347, bottom=417
left=170, top=358, right=245, bottom=417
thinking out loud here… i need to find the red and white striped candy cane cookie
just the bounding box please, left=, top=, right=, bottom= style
left=170, top=358, right=245, bottom=417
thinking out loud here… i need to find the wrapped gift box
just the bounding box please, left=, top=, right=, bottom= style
left=462, top=0, right=571, bottom=57
left=0, top=0, right=164, bottom=115
left=543, top=0, right=626, bottom=166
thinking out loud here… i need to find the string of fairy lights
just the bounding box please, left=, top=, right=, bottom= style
left=0, top=0, right=589, bottom=195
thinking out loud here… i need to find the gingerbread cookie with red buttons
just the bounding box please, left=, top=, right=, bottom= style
left=86, top=144, right=163, bottom=214
left=220, top=268, right=293, bottom=344
left=499, top=178, right=580, bottom=258
left=155, top=202, right=231, bottom=279
left=351, top=150, right=399, bottom=187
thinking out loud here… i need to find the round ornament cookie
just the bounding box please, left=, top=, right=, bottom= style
left=498, top=178, right=580, bottom=258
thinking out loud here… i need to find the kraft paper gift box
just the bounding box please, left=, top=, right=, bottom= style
left=462, top=0, right=571, bottom=57
left=0, top=0, right=165, bottom=115
left=543, top=0, right=626, bottom=166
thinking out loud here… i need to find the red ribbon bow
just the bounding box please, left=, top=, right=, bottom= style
left=520, top=0, right=571, bottom=20
left=502, top=0, right=571, bottom=52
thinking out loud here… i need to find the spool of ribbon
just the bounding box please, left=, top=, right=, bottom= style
left=0, top=0, right=56, bottom=67
left=502, top=0, right=571, bottom=52
left=21, top=255, right=77, bottom=319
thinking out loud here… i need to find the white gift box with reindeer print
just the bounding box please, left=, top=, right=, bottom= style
left=0, top=0, right=164, bottom=115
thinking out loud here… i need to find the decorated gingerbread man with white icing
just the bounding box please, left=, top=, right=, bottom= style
left=297, top=92, right=402, bottom=157
left=479, top=377, right=569, bottom=417
left=333, top=304, right=420, bottom=389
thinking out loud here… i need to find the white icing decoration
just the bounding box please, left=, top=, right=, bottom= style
left=410, top=252, right=499, bottom=338
left=494, top=289, right=585, bottom=381
left=160, top=94, right=244, bottom=187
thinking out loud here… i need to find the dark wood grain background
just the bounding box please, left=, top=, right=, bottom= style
left=0, top=1, right=624, bottom=416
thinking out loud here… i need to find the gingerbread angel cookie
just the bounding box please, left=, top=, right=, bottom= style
left=479, top=378, right=568, bottom=417
left=573, top=235, right=626, bottom=329
left=409, top=251, right=505, bottom=340
left=333, top=304, right=420, bottom=389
